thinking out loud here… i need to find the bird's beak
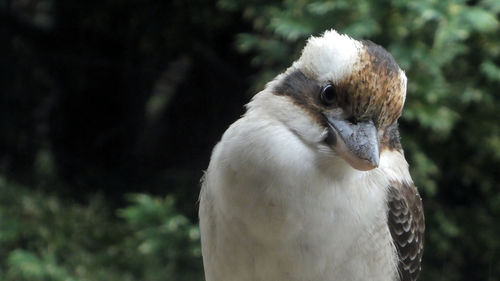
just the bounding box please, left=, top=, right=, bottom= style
left=324, top=116, right=380, bottom=171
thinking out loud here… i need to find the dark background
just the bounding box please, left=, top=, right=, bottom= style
left=1, top=0, right=500, bottom=280
left=2, top=0, right=249, bottom=201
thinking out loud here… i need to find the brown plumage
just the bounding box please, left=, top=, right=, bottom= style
left=337, top=40, right=406, bottom=129
left=388, top=181, right=426, bottom=281
left=273, top=39, right=406, bottom=133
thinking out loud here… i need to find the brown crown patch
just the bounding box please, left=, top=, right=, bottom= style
left=336, top=40, right=406, bottom=128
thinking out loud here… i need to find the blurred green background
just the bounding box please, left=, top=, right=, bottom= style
left=1, top=0, right=500, bottom=280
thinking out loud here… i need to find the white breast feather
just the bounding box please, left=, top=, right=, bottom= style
left=199, top=91, right=408, bottom=281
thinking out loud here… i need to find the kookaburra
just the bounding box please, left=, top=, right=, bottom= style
left=199, top=29, right=425, bottom=281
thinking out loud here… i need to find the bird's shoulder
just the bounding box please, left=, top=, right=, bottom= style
left=387, top=180, right=425, bottom=281
left=379, top=123, right=425, bottom=281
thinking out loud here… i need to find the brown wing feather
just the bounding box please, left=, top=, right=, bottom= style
left=387, top=182, right=425, bottom=281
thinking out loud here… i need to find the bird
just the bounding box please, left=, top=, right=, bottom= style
left=199, top=29, right=425, bottom=281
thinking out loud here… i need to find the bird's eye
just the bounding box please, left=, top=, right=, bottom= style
left=320, top=84, right=337, bottom=105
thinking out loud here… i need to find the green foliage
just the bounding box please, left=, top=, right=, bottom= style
left=219, top=0, right=500, bottom=280
left=0, top=178, right=203, bottom=281
left=118, top=194, right=202, bottom=281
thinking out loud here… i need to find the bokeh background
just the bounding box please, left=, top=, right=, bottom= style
left=1, top=0, right=500, bottom=280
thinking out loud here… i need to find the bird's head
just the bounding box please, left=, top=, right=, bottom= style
left=260, top=29, right=407, bottom=171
